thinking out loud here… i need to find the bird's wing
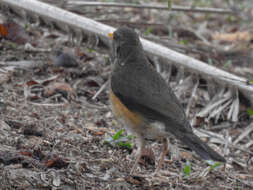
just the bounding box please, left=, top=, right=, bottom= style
left=111, top=58, right=192, bottom=133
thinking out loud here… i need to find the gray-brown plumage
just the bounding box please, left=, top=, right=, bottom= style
left=109, top=26, right=225, bottom=175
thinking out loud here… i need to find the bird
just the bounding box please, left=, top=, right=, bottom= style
left=109, top=26, right=225, bottom=175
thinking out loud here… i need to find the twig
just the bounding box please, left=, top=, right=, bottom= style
left=230, top=144, right=253, bottom=156
left=71, top=123, right=86, bottom=137
left=227, top=173, right=253, bottom=189
left=197, top=91, right=232, bottom=118
left=196, top=128, right=253, bottom=156
left=245, top=140, right=253, bottom=148
left=92, top=80, right=109, bottom=100
left=0, top=61, right=44, bottom=69
left=75, top=97, right=107, bottom=110
left=233, top=122, right=253, bottom=145
left=226, top=89, right=239, bottom=122
left=224, top=130, right=230, bottom=156
left=28, top=102, right=66, bottom=106
left=211, top=122, right=232, bottom=131
left=208, top=99, right=232, bottom=121
left=96, top=19, right=164, bottom=27
left=66, top=2, right=236, bottom=14
left=186, top=78, right=199, bottom=117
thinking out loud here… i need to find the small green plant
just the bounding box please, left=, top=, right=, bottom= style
left=247, top=109, right=253, bottom=116
left=184, top=160, right=191, bottom=177
left=179, top=39, right=188, bottom=45
left=113, top=129, right=123, bottom=140
left=25, top=23, right=30, bottom=29
left=250, top=80, right=253, bottom=85
left=104, top=129, right=133, bottom=150
left=168, top=0, right=172, bottom=10
left=206, top=160, right=222, bottom=171
left=207, top=58, right=213, bottom=65
left=223, top=60, right=232, bottom=68
left=208, top=162, right=222, bottom=171
left=226, top=15, right=238, bottom=23
left=145, top=26, right=153, bottom=36
left=8, top=42, right=17, bottom=49
left=88, top=48, right=94, bottom=53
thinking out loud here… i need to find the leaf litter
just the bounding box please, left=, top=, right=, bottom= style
left=0, top=0, right=253, bottom=189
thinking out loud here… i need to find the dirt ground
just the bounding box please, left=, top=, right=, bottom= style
left=0, top=0, right=253, bottom=189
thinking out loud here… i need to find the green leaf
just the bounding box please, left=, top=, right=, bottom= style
left=88, top=48, right=94, bottom=53
left=117, top=142, right=132, bottom=149
left=25, top=23, right=30, bottom=29
left=209, top=162, right=222, bottom=171
left=113, top=129, right=123, bottom=140
left=223, top=60, right=232, bottom=68
left=7, top=42, right=17, bottom=49
left=184, top=160, right=191, bottom=176
left=247, top=109, right=253, bottom=116
left=227, top=15, right=233, bottom=22
left=104, top=136, right=113, bottom=144
left=206, top=160, right=222, bottom=171
left=127, top=135, right=134, bottom=140
left=207, top=58, right=213, bottom=65
left=104, top=129, right=133, bottom=150
left=168, top=0, right=172, bottom=10
left=250, top=80, right=253, bottom=84
left=179, top=39, right=188, bottom=45
left=145, top=26, right=153, bottom=36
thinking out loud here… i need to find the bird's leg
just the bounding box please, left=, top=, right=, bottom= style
left=130, top=137, right=145, bottom=175
left=154, top=138, right=168, bottom=175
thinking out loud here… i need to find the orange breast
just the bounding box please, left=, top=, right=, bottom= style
left=110, top=90, right=143, bottom=128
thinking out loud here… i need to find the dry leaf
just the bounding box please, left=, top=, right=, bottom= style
left=139, top=147, right=155, bottom=166
left=212, top=31, right=253, bottom=42
left=86, top=122, right=107, bottom=136
left=181, top=151, right=193, bottom=160
left=44, top=82, right=73, bottom=97
left=0, top=21, right=29, bottom=44
left=26, top=80, right=40, bottom=86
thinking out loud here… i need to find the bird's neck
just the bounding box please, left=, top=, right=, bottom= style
left=118, top=45, right=143, bottom=64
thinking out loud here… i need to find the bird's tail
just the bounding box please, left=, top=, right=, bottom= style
left=178, top=132, right=226, bottom=163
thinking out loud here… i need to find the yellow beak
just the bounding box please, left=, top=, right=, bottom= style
left=108, top=32, right=114, bottom=39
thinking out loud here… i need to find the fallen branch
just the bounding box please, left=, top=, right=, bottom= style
left=1, top=0, right=253, bottom=106
left=0, top=61, right=44, bottom=69
left=66, top=1, right=236, bottom=14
